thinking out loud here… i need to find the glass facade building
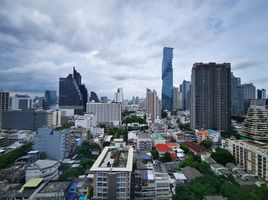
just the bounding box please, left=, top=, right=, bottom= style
left=161, top=47, right=173, bottom=111
left=44, top=90, right=57, bottom=107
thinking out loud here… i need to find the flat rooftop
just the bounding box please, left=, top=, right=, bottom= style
left=39, top=181, right=71, bottom=193
left=151, top=134, right=165, bottom=141
left=28, top=160, right=59, bottom=170
left=90, top=146, right=133, bottom=172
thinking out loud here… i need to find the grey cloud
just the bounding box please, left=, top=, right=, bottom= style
left=232, top=60, right=265, bottom=70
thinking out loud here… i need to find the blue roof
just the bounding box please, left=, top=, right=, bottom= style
left=79, top=196, right=86, bottom=200
left=69, top=182, right=78, bottom=190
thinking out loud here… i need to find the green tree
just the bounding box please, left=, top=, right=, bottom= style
left=180, top=143, right=189, bottom=154
left=211, top=148, right=235, bottom=165
left=160, top=152, right=172, bottom=163
left=151, top=147, right=159, bottom=160
left=200, top=140, right=213, bottom=149
left=102, top=141, right=111, bottom=147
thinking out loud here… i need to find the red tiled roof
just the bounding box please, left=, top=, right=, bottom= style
left=183, top=141, right=206, bottom=154
left=167, top=143, right=179, bottom=147
left=155, top=143, right=172, bottom=152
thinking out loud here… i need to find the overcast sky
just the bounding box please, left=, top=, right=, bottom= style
left=0, top=0, right=267, bottom=99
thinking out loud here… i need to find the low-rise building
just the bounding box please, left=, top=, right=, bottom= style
left=35, top=181, right=71, bottom=200
left=151, top=134, right=166, bottom=146
left=155, top=143, right=173, bottom=157
left=196, top=129, right=208, bottom=143
left=228, top=140, right=268, bottom=181
left=137, top=134, right=152, bottom=152
left=26, top=160, right=60, bottom=182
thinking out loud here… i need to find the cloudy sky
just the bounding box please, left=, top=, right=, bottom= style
left=0, top=0, right=268, bottom=99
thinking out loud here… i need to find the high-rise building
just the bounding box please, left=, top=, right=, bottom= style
left=180, top=80, right=191, bottom=111
left=237, top=83, right=256, bottom=115
left=33, top=127, right=70, bottom=161
left=100, top=96, right=108, bottom=103
left=146, top=89, right=161, bottom=122
left=161, top=47, right=173, bottom=111
left=231, top=73, right=241, bottom=116
left=10, top=94, right=32, bottom=110
left=86, top=102, right=121, bottom=125
left=44, top=90, right=57, bottom=107
left=0, top=89, right=9, bottom=111
left=59, top=67, right=88, bottom=113
left=172, top=87, right=181, bottom=112
left=241, top=100, right=268, bottom=142
left=90, top=146, right=133, bottom=200
left=257, top=89, right=266, bottom=99
left=89, top=91, right=100, bottom=102
left=114, top=88, right=123, bottom=103
left=190, top=62, right=231, bottom=131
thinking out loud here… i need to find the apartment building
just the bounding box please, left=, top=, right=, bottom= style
left=90, top=146, right=133, bottom=200
left=137, top=134, right=152, bottom=152
left=229, top=140, right=268, bottom=181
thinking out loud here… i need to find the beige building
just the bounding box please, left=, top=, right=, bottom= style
left=229, top=140, right=268, bottom=181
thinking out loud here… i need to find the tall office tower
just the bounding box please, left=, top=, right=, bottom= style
left=237, top=83, right=256, bottom=115
left=257, top=89, right=266, bottom=99
left=172, top=87, right=181, bottom=112
left=241, top=100, right=268, bottom=142
left=89, top=91, right=100, bottom=102
left=231, top=73, right=241, bottom=116
left=190, top=62, right=231, bottom=131
left=100, top=96, right=108, bottom=103
left=90, top=146, right=133, bottom=200
left=161, top=47, right=173, bottom=111
left=86, top=102, right=122, bottom=125
left=59, top=67, right=88, bottom=113
left=114, top=88, right=123, bottom=103
left=179, top=80, right=191, bottom=111
left=135, top=96, right=140, bottom=105
left=44, top=90, right=57, bottom=107
left=33, top=127, right=70, bottom=161
left=10, top=94, right=32, bottom=110
left=146, top=88, right=161, bottom=122
left=0, top=89, right=9, bottom=111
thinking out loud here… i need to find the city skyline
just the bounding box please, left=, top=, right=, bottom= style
left=0, top=0, right=268, bottom=99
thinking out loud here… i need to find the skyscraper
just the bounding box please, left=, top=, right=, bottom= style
left=0, top=89, right=9, bottom=111
left=44, top=90, right=57, bottom=107
left=161, top=47, right=173, bottom=111
left=231, top=73, right=241, bottom=116
left=59, top=67, right=88, bottom=113
left=89, top=91, right=100, bottom=102
left=10, top=94, right=32, bottom=110
left=114, top=88, right=123, bottom=103
left=237, top=83, right=256, bottom=115
left=179, top=80, right=191, bottom=111
left=172, top=87, right=181, bottom=111
left=257, top=89, right=266, bottom=99
left=190, top=62, right=231, bottom=131
left=146, top=88, right=161, bottom=122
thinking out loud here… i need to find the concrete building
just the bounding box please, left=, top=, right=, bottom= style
left=137, top=134, right=152, bottom=152
left=90, top=146, right=133, bottom=200
left=180, top=80, right=191, bottom=111
left=114, top=88, right=123, bottom=103
left=146, top=88, right=161, bottom=122
left=25, top=159, right=60, bottom=182
left=1, top=110, right=49, bottom=130
left=75, top=113, right=97, bottom=130
left=172, top=87, right=181, bottom=112
left=231, top=73, right=241, bottom=116
left=90, top=127, right=105, bottom=137
left=86, top=102, right=121, bottom=125
left=195, top=129, right=208, bottom=143
left=0, top=89, right=9, bottom=111
left=33, top=127, right=71, bottom=161
left=10, top=94, right=32, bottom=110
left=151, top=134, right=166, bottom=146
left=190, top=62, right=231, bottom=131
left=47, top=110, right=62, bottom=128
left=237, top=83, right=256, bottom=115
left=257, top=89, right=266, bottom=99
left=135, top=161, right=171, bottom=200
left=162, top=47, right=174, bottom=112
left=229, top=140, right=268, bottom=181
left=242, top=103, right=268, bottom=142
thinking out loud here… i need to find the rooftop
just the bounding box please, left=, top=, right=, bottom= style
left=90, top=146, right=133, bottom=172
left=181, top=166, right=202, bottom=181
left=151, top=134, right=165, bottom=141
left=27, top=159, right=59, bottom=170
left=155, top=143, right=172, bottom=152
left=39, top=181, right=71, bottom=193
left=197, top=129, right=208, bottom=135
left=23, top=178, right=44, bottom=188
left=166, top=142, right=180, bottom=147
